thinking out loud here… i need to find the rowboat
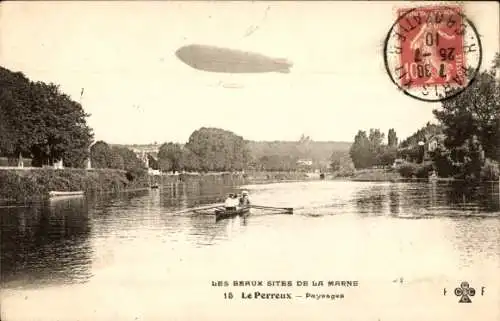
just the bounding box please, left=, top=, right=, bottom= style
left=214, top=206, right=250, bottom=221
left=429, top=171, right=438, bottom=182
left=48, top=191, right=84, bottom=198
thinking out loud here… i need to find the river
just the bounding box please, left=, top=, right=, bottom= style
left=1, top=180, right=499, bottom=321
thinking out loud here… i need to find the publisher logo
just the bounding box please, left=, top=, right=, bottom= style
left=454, top=281, right=475, bottom=303
left=444, top=281, right=485, bottom=303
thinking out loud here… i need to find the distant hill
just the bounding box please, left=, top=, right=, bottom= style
left=114, top=140, right=352, bottom=163
left=247, top=140, right=351, bottom=161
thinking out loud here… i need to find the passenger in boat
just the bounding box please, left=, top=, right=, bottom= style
left=224, top=193, right=238, bottom=210
left=240, top=191, right=250, bottom=206
left=225, top=194, right=235, bottom=209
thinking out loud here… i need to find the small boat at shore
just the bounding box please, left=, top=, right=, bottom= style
left=214, top=206, right=250, bottom=221
left=429, top=170, right=438, bottom=182
left=48, top=191, right=84, bottom=198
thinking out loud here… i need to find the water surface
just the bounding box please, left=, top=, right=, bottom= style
left=1, top=180, right=499, bottom=321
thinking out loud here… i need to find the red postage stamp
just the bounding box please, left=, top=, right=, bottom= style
left=398, top=6, right=465, bottom=87
left=384, top=5, right=482, bottom=102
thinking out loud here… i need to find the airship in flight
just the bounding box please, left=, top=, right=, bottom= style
left=175, top=44, right=293, bottom=74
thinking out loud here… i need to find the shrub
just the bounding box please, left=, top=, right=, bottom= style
left=334, top=167, right=355, bottom=177
left=125, top=168, right=147, bottom=182
left=416, top=163, right=434, bottom=178
left=398, top=163, right=418, bottom=178
left=0, top=168, right=149, bottom=202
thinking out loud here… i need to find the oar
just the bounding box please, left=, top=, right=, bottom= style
left=193, top=207, right=225, bottom=215
left=173, top=203, right=224, bottom=214
left=250, top=205, right=293, bottom=214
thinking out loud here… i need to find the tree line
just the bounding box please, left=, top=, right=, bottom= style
left=89, top=142, right=146, bottom=180
left=345, top=53, right=500, bottom=181
left=0, top=67, right=147, bottom=180
left=430, top=53, right=500, bottom=180
left=155, top=132, right=349, bottom=173
left=347, top=128, right=398, bottom=169
left=0, top=67, right=93, bottom=167
left=155, top=127, right=250, bottom=173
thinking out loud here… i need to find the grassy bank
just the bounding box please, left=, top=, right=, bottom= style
left=0, top=168, right=313, bottom=202
left=0, top=168, right=150, bottom=202
left=244, top=171, right=309, bottom=183
left=348, top=169, right=403, bottom=182
left=0, top=168, right=349, bottom=203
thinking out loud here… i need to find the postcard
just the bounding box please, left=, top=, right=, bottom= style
left=1, top=1, right=499, bottom=321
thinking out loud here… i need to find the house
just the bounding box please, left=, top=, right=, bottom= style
left=297, top=159, right=313, bottom=166
left=148, top=168, right=161, bottom=176
left=53, top=159, right=64, bottom=169
left=427, top=134, right=445, bottom=153
left=398, top=134, right=446, bottom=163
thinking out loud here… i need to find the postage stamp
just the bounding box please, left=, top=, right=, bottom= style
left=384, top=5, right=483, bottom=102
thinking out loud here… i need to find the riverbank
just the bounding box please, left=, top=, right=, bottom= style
left=347, top=168, right=404, bottom=182
left=0, top=169, right=153, bottom=203
left=244, top=171, right=309, bottom=183
left=0, top=169, right=312, bottom=203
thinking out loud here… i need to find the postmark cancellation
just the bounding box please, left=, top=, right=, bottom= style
left=384, top=5, right=482, bottom=102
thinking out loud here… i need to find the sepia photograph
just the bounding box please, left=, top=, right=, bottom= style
left=0, top=1, right=499, bottom=320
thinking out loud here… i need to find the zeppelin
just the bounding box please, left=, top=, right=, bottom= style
left=175, top=44, right=293, bottom=74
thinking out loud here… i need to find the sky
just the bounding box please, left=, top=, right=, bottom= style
left=1, top=1, right=498, bottom=144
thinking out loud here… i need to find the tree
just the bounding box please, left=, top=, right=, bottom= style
left=147, top=154, right=159, bottom=170
left=112, top=146, right=145, bottom=171
left=0, top=89, right=17, bottom=157
left=28, top=82, right=93, bottom=167
left=330, top=159, right=341, bottom=172
left=181, top=147, right=200, bottom=172
left=90, top=141, right=112, bottom=168
left=433, top=55, right=500, bottom=167
left=297, top=134, right=312, bottom=158
left=329, top=150, right=354, bottom=173
left=108, top=150, right=125, bottom=170
left=0, top=67, right=93, bottom=167
left=90, top=141, right=127, bottom=169
left=184, top=127, right=250, bottom=172
left=349, top=130, right=372, bottom=169
left=258, top=155, right=298, bottom=171
left=377, top=146, right=397, bottom=167
left=399, top=122, right=443, bottom=148
left=349, top=128, right=393, bottom=168
left=0, top=69, right=34, bottom=158
left=158, top=142, right=184, bottom=172
left=429, top=146, right=456, bottom=178
left=368, top=129, right=385, bottom=155
left=388, top=128, right=398, bottom=147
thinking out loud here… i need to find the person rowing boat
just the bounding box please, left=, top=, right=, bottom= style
left=239, top=190, right=250, bottom=206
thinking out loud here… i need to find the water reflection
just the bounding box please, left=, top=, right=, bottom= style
left=186, top=214, right=248, bottom=247
left=452, top=218, right=500, bottom=269
left=1, top=198, right=92, bottom=288
left=354, top=181, right=500, bottom=218
left=160, top=181, right=233, bottom=209
left=389, top=184, right=402, bottom=215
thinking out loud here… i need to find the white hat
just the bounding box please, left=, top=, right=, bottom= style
left=242, top=191, right=249, bottom=195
